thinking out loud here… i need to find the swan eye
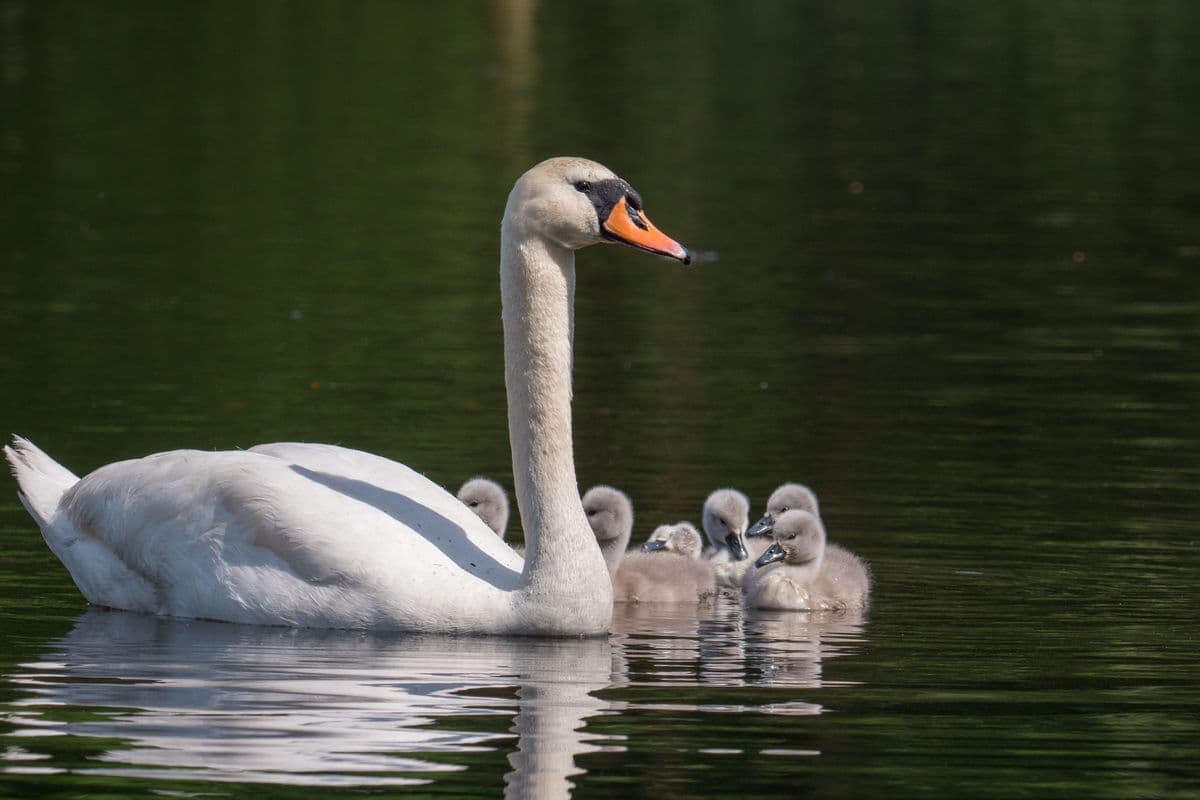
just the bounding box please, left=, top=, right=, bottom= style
left=573, top=180, right=592, bottom=193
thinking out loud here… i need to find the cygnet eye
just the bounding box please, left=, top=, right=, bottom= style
left=573, top=180, right=592, bottom=193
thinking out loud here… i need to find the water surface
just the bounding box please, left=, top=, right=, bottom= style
left=2, top=2, right=1198, bottom=797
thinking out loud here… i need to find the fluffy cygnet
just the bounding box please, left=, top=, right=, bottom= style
left=702, top=488, right=767, bottom=589
left=644, top=523, right=701, bottom=558
left=642, top=522, right=705, bottom=558
left=457, top=477, right=510, bottom=539
left=581, top=485, right=634, bottom=577
left=743, top=509, right=871, bottom=611
left=746, top=482, right=821, bottom=538
left=614, top=522, right=716, bottom=603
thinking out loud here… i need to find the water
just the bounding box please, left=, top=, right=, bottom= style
left=2, top=2, right=1199, bottom=797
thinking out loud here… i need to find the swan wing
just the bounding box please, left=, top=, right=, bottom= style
left=57, top=448, right=522, bottom=629
left=248, top=442, right=521, bottom=565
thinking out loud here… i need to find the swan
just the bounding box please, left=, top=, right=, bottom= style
left=457, top=476, right=510, bottom=539
left=613, top=522, right=715, bottom=603
left=3, top=156, right=691, bottom=635
left=743, top=509, right=871, bottom=611
left=700, top=488, right=761, bottom=589
left=580, top=485, right=633, bottom=577
left=745, top=482, right=821, bottom=538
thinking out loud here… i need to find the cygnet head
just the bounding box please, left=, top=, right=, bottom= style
left=747, top=482, right=821, bottom=539
left=582, top=485, right=635, bottom=578
left=642, top=522, right=705, bottom=559
left=645, top=523, right=702, bottom=559
left=504, top=157, right=690, bottom=263
left=457, top=477, right=510, bottom=538
left=582, top=485, right=634, bottom=545
left=702, top=488, right=751, bottom=560
left=754, top=509, right=826, bottom=579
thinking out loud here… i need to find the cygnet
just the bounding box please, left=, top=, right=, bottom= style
left=581, top=485, right=634, bottom=577
left=457, top=477, right=510, bottom=539
left=743, top=509, right=871, bottom=611
left=614, top=522, right=716, bottom=603
left=746, top=482, right=821, bottom=539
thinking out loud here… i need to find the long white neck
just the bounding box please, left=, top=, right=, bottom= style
left=500, top=219, right=613, bottom=634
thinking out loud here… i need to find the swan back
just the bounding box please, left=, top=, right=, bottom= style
left=457, top=477, right=510, bottom=539
left=581, top=485, right=633, bottom=577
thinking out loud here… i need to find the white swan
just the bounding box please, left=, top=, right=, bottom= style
left=457, top=476, right=510, bottom=539
left=580, top=485, right=633, bottom=577
left=3, top=156, right=690, bottom=635
left=613, top=522, right=715, bottom=603
left=743, top=509, right=871, bottom=611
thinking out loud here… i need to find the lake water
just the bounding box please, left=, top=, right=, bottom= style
left=2, top=2, right=1199, bottom=798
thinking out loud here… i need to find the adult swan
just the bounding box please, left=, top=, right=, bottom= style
left=4, top=157, right=691, bottom=636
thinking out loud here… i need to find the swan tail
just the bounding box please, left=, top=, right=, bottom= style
left=4, top=435, right=79, bottom=530
left=4, top=436, right=156, bottom=610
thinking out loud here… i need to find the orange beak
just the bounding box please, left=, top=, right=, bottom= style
left=601, top=196, right=691, bottom=264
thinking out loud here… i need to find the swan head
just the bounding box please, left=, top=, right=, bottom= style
left=702, top=488, right=751, bottom=560
left=747, top=482, right=821, bottom=539
left=504, top=157, right=690, bottom=263
left=457, top=477, right=510, bottom=538
left=581, top=485, right=634, bottom=544
left=642, top=522, right=704, bottom=559
left=754, top=509, right=826, bottom=576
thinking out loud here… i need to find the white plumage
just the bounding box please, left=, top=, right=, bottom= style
left=4, top=156, right=691, bottom=635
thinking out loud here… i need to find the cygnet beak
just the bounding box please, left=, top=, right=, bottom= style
left=755, top=542, right=785, bottom=568
left=746, top=513, right=775, bottom=538
left=602, top=196, right=691, bottom=264
left=642, top=539, right=669, bottom=552
left=724, top=532, right=749, bottom=561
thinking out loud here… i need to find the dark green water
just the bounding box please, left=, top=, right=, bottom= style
left=2, top=2, right=1198, bottom=797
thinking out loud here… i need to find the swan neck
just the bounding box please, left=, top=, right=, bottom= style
left=500, top=223, right=613, bottom=627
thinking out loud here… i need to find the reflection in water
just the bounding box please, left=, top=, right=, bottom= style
left=2, top=603, right=868, bottom=794
left=744, top=609, right=867, bottom=695
left=612, top=597, right=865, bottom=692
left=5, top=610, right=610, bottom=795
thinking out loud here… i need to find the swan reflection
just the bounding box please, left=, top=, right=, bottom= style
left=3, top=601, right=867, bottom=795
left=5, top=609, right=609, bottom=796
